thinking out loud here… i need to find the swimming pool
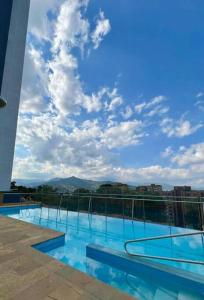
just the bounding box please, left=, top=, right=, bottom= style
left=1, top=205, right=204, bottom=299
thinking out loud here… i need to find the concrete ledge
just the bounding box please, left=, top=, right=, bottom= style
left=33, top=234, right=65, bottom=252
left=0, top=203, right=41, bottom=213
left=86, top=244, right=204, bottom=296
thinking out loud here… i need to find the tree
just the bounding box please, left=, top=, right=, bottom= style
left=10, top=181, right=17, bottom=190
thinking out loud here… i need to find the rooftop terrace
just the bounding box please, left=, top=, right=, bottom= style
left=0, top=207, right=133, bottom=300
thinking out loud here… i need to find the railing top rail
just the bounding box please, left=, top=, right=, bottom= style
left=63, top=192, right=204, bottom=200
left=62, top=194, right=204, bottom=204
left=2, top=191, right=204, bottom=204
left=2, top=191, right=204, bottom=198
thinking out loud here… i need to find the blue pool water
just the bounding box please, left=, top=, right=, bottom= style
left=1, top=206, right=204, bottom=299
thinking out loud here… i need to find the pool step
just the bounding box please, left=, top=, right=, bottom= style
left=86, top=244, right=204, bottom=298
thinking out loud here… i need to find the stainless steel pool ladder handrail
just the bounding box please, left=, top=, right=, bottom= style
left=124, top=231, right=204, bottom=265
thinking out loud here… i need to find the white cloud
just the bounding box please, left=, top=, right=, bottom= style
left=48, top=1, right=96, bottom=115
left=135, top=95, right=167, bottom=114
left=135, top=102, right=147, bottom=114
left=13, top=1, right=204, bottom=188
left=195, top=100, right=204, bottom=112
left=91, top=11, right=111, bottom=49
left=20, top=44, right=49, bottom=114
left=172, top=143, right=204, bottom=166
left=13, top=110, right=204, bottom=186
left=26, top=0, right=111, bottom=116
left=196, top=92, right=204, bottom=98
left=14, top=113, right=145, bottom=180
left=161, top=117, right=203, bottom=138
left=147, top=95, right=167, bottom=107
left=108, top=96, right=123, bottom=111
left=145, top=105, right=169, bottom=117
left=102, top=120, right=144, bottom=149
left=28, top=0, right=63, bottom=40
left=52, top=0, right=90, bottom=53
left=161, top=146, right=173, bottom=158
left=121, top=106, right=133, bottom=119
left=13, top=156, right=202, bottom=187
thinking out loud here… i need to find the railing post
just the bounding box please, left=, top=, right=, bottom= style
left=40, top=203, right=42, bottom=223
left=105, top=197, right=107, bottom=217
left=122, top=198, right=125, bottom=220
left=77, top=191, right=80, bottom=215
left=88, top=193, right=92, bottom=215
left=198, top=196, right=204, bottom=231
left=131, top=199, right=134, bottom=221
left=143, top=199, right=146, bottom=223
left=57, top=193, right=63, bottom=221
left=48, top=205, right=50, bottom=220
left=66, top=193, right=69, bottom=218
left=60, top=193, right=63, bottom=210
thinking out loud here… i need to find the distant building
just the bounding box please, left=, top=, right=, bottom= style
left=136, top=184, right=162, bottom=194
left=174, top=186, right=191, bottom=193
left=166, top=186, right=204, bottom=230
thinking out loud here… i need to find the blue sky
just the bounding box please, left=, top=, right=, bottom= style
left=13, top=0, right=204, bottom=187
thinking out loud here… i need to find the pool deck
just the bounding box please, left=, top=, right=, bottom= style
left=0, top=212, right=134, bottom=300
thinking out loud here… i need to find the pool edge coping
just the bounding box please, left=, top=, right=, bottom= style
left=0, top=210, right=134, bottom=300
left=87, top=243, right=204, bottom=295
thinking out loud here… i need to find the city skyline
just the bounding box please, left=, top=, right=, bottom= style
left=13, top=0, right=204, bottom=187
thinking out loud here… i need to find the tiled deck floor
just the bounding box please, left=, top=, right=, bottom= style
left=0, top=213, right=134, bottom=300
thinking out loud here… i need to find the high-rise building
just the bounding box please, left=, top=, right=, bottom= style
left=0, top=0, right=30, bottom=191
left=167, top=186, right=204, bottom=230
left=136, top=184, right=163, bottom=194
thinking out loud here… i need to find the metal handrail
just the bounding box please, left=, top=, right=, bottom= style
left=124, top=231, right=204, bottom=265
left=2, top=191, right=204, bottom=202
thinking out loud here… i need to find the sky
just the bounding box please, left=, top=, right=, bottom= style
left=13, top=0, right=204, bottom=187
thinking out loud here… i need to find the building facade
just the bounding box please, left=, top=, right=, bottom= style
left=0, top=0, right=30, bottom=191
left=136, top=184, right=163, bottom=194
left=166, top=186, right=204, bottom=230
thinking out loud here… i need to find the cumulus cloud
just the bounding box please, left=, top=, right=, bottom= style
left=14, top=155, right=203, bottom=187
left=91, top=10, right=111, bottom=49
left=20, top=43, right=49, bottom=113
left=52, top=0, right=90, bottom=52
left=161, top=146, right=173, bottom=158
left=172, top=143, right=204, bottom=166
left=48, top=0, right=102, bottom=115
left=14, top=113, right=146, bottom=181
left=28, top=0, right=61, bottom=40
left=108, top=96, right=123, bottom=111
left=160, top=117, right=203, bottom=138
left=13, top=0, right=204, bottom=188
left=121, top=106, right=133, bottom=119
left=13, top=108, right=204, bottom=186
left=22, top=0, right=112, bottom=116
left=102, top=120, right=144, bottom=149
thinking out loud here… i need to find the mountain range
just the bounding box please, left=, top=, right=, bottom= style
left=14, top=176, right=174, bottom=192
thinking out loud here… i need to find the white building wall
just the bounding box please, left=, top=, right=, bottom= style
left=0, top=0, right=30, bottom=191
